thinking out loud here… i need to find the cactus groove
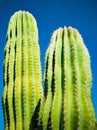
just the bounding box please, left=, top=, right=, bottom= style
left=42, top=27, right=96, bottom=130
left=2, top=11, right=43, bottom=130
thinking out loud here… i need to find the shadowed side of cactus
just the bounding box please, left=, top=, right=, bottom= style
left=95, top=121, right=97, bottom=130
left=2, top=11, right=43, bottom=130
left=42, top=27, right=96, bottom=130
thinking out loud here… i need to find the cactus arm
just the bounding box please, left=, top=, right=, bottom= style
left=51, top=28, right=63, bottom=130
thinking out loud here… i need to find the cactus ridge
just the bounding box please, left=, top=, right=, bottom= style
left=42, top=27, right=96, bottom=130
left=2, top=11, right=43, bottom=130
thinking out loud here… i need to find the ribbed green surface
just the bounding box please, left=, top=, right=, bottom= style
left=2, top=11, right=96, bottom=130
left=43, top=27, right=96, bottom=130
left=2, top=11, right=43, bottom=130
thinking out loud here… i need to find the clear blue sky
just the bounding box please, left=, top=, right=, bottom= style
left=0, top=0, right=97, bottom=129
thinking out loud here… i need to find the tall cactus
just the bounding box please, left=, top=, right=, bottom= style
left=42, top=27, right=96, bottom=130
left=2, top=11, right=43, bottom=130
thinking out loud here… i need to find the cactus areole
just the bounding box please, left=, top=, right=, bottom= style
left=2, top=11, right=43, bottom=130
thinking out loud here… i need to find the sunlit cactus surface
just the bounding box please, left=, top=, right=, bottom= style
left=2, top=11, right=43, bottom=130
left=41, top=27, right=96, bottom=130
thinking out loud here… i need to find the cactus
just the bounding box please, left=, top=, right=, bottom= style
left=2, top=11, right=43, bottom=130
left=2, top=10, right=97, bottom=130
left=42, top=27, right=96, bottom=130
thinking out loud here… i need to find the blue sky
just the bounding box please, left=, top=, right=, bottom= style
left=0, top=0, right=97, bottom=129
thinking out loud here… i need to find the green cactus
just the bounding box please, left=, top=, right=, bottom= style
left=2, top=11, right=43, bottom=130
left=42, top=27, right=96, bottom=130
left=2, top=10, right=97, bottom=130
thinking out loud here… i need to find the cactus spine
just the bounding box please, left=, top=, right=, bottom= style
left=2, top=11, right=43, bottom=130
left=42, top=27, right=96, bottom=130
